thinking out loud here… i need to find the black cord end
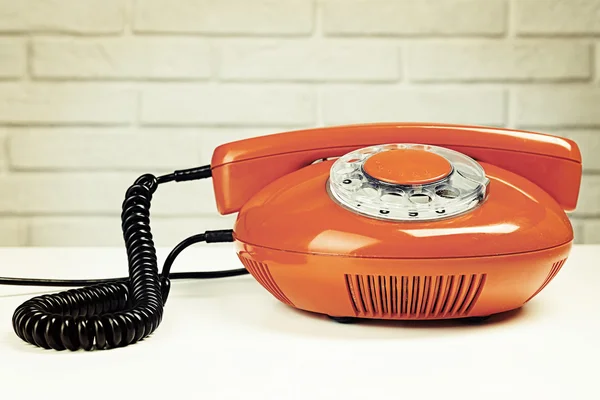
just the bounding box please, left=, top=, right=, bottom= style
left=173, top=165, right=212, bottom=182
left=205, top=229, right=234, bottom=243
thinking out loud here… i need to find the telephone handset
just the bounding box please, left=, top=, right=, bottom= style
left=211, top=123, right=581, bottom=214
left=5, top=123, right=582, bottom=351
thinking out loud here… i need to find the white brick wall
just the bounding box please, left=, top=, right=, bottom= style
left=32, top=38, right=213, bottom=80
left=140, top=84, right=315, bottom=126
left=133, top=0, right=313, bottom=35
left=0, top=84, right=137, bottom=124
left=0, top=128, right=6, bottom=171
left=577, top=175, right=600, bottom=216
left=406, top=41, right=592, bottom=82
left=0, top=0, right=598, bottom=246
left=514, top=0, right=600, bottom=35
left=0, top=39, right=26, bottom=78
left=0, top=0, right=126, bottom=34
left=513, top=87, right=600, bottom=127
left=321, top=0, right=507, bottom=36
left=8, top=128, right=202, bottom=170
left=322, top=87, right=506, bottom=125
left=218, top=40, right=399, bottom=82
left=0, top=218, right=27, bottom=246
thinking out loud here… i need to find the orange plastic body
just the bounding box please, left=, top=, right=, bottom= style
left=210, top=123, right=582, bottom=320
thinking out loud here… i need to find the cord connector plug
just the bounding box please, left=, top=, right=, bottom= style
left=172, top=165, right=212, bottom=182
left=205, top=230, right=234, bottom=243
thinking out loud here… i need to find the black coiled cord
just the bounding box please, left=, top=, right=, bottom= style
left=7, top=165, right=247, bottom=351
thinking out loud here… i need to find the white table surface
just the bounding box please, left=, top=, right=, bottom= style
left=0, top=244, right=598, bottom=400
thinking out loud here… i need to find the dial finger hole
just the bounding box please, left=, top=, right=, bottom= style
left=409, top=193, right=432, bottom=204
left=381, top=192, right=405, bottom=203
left=457, top=165, right=480, bottom=181
left=336, top=166, right=355, bottom=175
left=356, top=187, right=379, bottom=199
left=435, top=186, right=460, bottom=199
left=340, top=177, right=362, bottom=190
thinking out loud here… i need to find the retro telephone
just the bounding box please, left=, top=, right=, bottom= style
left=3, top=123, right=582, bottom=351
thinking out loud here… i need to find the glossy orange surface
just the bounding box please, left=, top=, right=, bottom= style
left=211, top=123, right=582, bottom=214
left=233, top=161, right=573, bottom=259
left=236, top=241, right=571, bottom=320
left=362, top=148, right=452, bottom=185
left=211, top=122, right=581, bottom=320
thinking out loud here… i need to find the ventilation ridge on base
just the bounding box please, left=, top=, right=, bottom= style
left=345, top=273, right=486, bottom=319
left=238, top=255, right=294, bottom=306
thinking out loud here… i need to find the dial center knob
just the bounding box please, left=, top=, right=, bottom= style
left=362, top=148, right=452, bottom=185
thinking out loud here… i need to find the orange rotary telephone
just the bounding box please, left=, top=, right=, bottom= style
left=4, top=123, right=582, bottom=351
